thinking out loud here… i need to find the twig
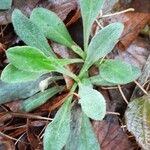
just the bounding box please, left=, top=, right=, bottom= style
left=118, top=85, right=128, bottom=104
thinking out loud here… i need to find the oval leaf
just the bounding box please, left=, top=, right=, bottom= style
left=30, top=8, right=73, bottom=48
left=78, top=84, right=106, bottom=120
left=85, top=23, right=124, bottom=67
left=21, top=86, right=64, bottom=112
left=77, top=113, right=100, bottom=150
left=100, top=59, right=141, bottom=84
left=1, top=64, right=41, bottom=83
left=12, top=9, right=55, bottom=57
left=44, top=98, right=72, bottom=150
left=79, top=0, right=105, bottom=50
left=125, top=94, right=150, bottom=150
left=90, top=75, right=117, bottom=86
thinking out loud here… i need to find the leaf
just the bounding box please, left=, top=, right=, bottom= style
left=78, top=83, right=106, bottom=120
left=1, top=64, right=42, bottom=83
left=6, top=46, right=82, bottom=80
left=0, top=0, right=12, bottom=10
left=30, top=8, right=73, bottom=48
left=12, top=9, right=55, bottom=57
left=30, top=8, right=84, bottom=58
left=100, top=59, right=141, bottom=84
left=43, top=97, right=72, bottom=150
left=90, top=75, right=117, bottom=86
left=21, top=86, right=64, bottom=112
left=77, top=113, right=100, bottom=150
left=85, top=23, right=124, bottom=67
left=0, top=75, right=49, bottom=104
left=79, top=0, right=105, bottom=50
left=125, top=94, right=150, bottom=150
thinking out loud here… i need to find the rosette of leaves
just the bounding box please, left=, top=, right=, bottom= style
left=1, top=0, right=141, bottom=149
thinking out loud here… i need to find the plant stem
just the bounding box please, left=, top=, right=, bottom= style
left=71, top=45, right=85, bottom=59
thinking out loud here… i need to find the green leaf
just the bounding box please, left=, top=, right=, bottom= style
left=12, top=9, right=55, bottom=57
left=77, top=113, right=100, bottom=150
left=125, top=94, right=150, bottom=150
left=90, top=75, right=117, bottom=86
left=0, top=0, right=12, bottom=10
left=0, top=75, right=49, bottom=104
left=30, top=8, right=84, bottom=58
left=78, top=84, right=106, bottom=120
left=1, top=64, right=42, bottom=83
left=43, top=97, right=72, bottom=150
left=6, top=46, right=82, bottom=80
left=85, top=23, right=124, bottom=67
left=100, top=59, right=141, bottom=84
left=30, top=8, right=73, bottom=48
left=79, top=0, right=105, bottom=50
left=21, top=86, right=64, bottom=112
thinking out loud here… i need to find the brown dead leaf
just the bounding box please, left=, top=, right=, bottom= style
left=115, top=37, right=150, bottom=68
left=93, top=116, right=131, bottom=150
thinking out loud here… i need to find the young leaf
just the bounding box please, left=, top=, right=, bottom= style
left=125, top=94, right=150, bottom=150
left=85, top=23, right=124, bottom=67
left=30, top=8, right=84, bottom=58
left=90, top=75, right=117, bottom=86
left=0, top=0, right=12, bottom=10
left=1, top=64, right=42, bottom=83
left=77, top=113, right=100, bottom=150
left=78, top=83, right=106, bottom=120
left=100, top=59, right=141, bottom=84
left=43, top=97, right=72, bottom=150
left=6, top=46, right=82, bottom=80
left=21, top=86, right=64, bottom=112
left=12, top=9, right=55, bottom=57
left=79, top=0, right=105, bottom=50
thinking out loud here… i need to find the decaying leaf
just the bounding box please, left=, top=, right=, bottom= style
left=125, top=93, right=150, bottom=150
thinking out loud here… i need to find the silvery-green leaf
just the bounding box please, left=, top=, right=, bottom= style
left=125, top=94, right=150, bottom=150
left=90, top=75, right=117, bottom=86
left=78, top=83, right=106, bottom=120
left=0, top=0, right=12, bottom=10
left=77, top=113, right=100, bottom=150
left=100, top=59, right=141, bottom=84
left=43, top=98, right=72, bottom=150
left=30, top=8, right=84, bottom=58
left=12, top=9, right=55, bottom=57
left=79, top=0, right=105, bottom=50
left=1, top=64, right=41, bottom=83
left=85, top=23, right=124, bottom=67
left=21, top=86, right=64, bottom=112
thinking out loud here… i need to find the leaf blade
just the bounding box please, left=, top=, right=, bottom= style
left=79, top=0, right=105, bottom=50
left=100, top=59, right=141, bottom=84
left=1, top=64, right=42, bottom=83
left=85, top=23, right=124, bottom=67
left=43, top=97, right=72, bottom=150
left=78, top=84, right=106, bottom=120
left=12, top=9, right=55, bottom=57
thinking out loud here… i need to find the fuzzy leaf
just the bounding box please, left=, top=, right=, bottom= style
left=6, top=46, right=81, bottom=79
left=79, top=0, right=105, bottom=50
left=21, top=86, right=64, bottom=112
left=100, top=59, right=141, bottom=84
left=78, top=84, right=106, bottom=120
left=0, top=0, right=12, bottom=9
left=30, top=8, right=73, bottom=48
left=125, top=94, right=150, bottom=150
left=0, top=75, right=49, bottom=104
left=1, top=64, right=41, bottom=83
left=30, top=8, right=84, bottom=58
left=43, top=98, right=72, bottom=150
left=85, top=23, right=124, bottom=67
left=90, top=75, right=117, bottom=86
left=12, top=9, right=55, bottom=57
left=77, top=113, right=100, bottom=150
